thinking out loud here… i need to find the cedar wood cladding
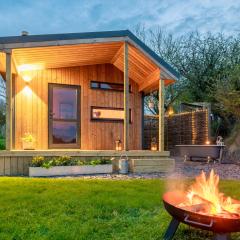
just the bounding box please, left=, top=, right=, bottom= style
left=14, top=63, right=142, bottom=150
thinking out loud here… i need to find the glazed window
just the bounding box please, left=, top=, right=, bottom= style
left=91, top=106, right=132, bottom=123
left=90, top=81, right=132, bottom=92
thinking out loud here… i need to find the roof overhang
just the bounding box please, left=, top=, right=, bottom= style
left=0, top=30, right=180, bottom=93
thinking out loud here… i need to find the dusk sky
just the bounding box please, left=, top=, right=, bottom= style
left=0, top=0, right=239, bottom=37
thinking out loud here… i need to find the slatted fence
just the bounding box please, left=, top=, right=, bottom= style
left=144, top=110, right=210, bottom=151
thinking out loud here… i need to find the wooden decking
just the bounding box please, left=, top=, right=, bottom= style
left=0, top=150, right=174, bottom=176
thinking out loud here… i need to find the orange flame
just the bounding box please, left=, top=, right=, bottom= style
left=179, top=170, right=240, bottom=217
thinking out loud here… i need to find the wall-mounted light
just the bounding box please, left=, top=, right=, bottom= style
left=17, top=63, right=44, bottom=83
left=22, top=75, right=32, bottom=83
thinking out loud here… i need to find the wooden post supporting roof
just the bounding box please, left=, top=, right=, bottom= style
left=159, top=71, right=164, bottom=151
left=124, top=42, right=129, bottom=151
left=5, top=50, right=13, bottom=150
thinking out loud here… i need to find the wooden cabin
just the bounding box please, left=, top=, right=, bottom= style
left=0, top=30, right=179, bottom=175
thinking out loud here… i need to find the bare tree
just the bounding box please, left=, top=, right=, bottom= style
left=133, top=24, right=240, bottom=115
left=133, top=25, right=187, bottom=114
left=0, top=74, right=6, bottom=99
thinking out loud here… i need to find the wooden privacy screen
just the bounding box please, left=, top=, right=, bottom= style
left=143, top=110, right=209, bottom=151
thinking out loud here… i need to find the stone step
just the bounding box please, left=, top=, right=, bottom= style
left=130, top=158, right=175, bottom=173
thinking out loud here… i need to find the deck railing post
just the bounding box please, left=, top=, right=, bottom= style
left=159, top=73, right=164, bottom=152
left=124, top=42, right=129, bottom=151
left=5, top=50, right=13, bottom=150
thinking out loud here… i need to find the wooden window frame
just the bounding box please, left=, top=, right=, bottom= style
left=90, top=81, right=132, bottom=93
left=90, top=106, right=132, bottom=123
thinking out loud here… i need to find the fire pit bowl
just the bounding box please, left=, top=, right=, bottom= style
left=162, top=170, right=240, bottom=240
left=163, top=191, right=240, bottom=233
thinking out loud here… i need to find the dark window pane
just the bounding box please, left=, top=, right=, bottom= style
left=91, top=81, right=132, bottom=92
left=91, top=82, right=99, bottom=88
left=52, top=122, right=77, bottom=144
left=100, top=83, right=112, bottom=89
left=53, top=87, right=77, bottom=120
left=100, top=83, right=123, bottom=91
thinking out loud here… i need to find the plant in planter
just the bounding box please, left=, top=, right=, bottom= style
left=22, top=133, right=36, bottom=150
left=29, top=156, right=112, bottom=177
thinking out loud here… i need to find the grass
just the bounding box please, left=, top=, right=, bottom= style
left=0, top=178, right=240, bottom=240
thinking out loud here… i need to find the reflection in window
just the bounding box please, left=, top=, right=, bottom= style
left=53, top=88, right=77, bottom=120
left=52, top=121, right=77, bottom=144
left=90, top=81, right=132, bottom=92
left=91, top=107, right=132, bottom=123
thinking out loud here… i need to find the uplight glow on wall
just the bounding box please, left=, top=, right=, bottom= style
left=17, top=63, right=44, bottom=82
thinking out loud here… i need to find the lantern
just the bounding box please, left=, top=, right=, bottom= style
left=115, top=139, right=122, bottom=151
left=167, top=106, right=174, bottom=116
left=151, top=137, right=157, bottom=151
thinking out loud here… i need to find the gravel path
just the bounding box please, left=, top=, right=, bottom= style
left=170, top=156, right=240, bottom=180
left=53, top=157, right=240, bottom=180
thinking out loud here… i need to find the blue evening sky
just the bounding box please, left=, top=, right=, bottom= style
left=0, top=0, right=239, bottom=37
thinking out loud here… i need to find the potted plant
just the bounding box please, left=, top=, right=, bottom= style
left=29, top=156, right=113, bottom=177
left=22, top=133, right=36, bottom=150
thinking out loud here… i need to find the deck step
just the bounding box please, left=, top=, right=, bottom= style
left=130, top=158, right=175, bottom=173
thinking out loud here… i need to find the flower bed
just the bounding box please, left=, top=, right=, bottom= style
left=29, top=156, right=112, bottom=177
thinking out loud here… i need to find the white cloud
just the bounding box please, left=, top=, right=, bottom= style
left=0, top=0, right=239, bottom=36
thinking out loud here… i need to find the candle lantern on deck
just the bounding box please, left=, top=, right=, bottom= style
left=115, top=139, right=122, bottom=151
left=151, top=137, right=157, bottom=151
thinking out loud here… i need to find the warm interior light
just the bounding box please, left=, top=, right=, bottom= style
left=206, top=140, right=210, bottom=145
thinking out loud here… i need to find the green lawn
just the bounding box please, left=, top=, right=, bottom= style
left=0, top=178, right=240, bottom=240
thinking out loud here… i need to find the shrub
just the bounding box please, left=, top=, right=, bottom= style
left=31, top=156, right=45, bottom=167
left=100, top=158, right=111, bottom=164
left=0, top=138, right=5, bottom=150
left=53, top=156, right=72, bottom=166
left=76, top=160, right=84, bottom=166
left=89, top=159, right=102, bottom=165
left=31, top=156, right=111, bottom=168
left=22, top=133, right=35, bottom=143
left=42, top=160, right=54, bottom=169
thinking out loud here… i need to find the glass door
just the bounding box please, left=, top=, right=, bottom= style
left=48, top=84, right=80, bottom=148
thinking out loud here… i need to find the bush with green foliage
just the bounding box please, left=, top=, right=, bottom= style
left=31, top=156, right=111, bottom=169
left=31, top=156, right=45, bottom=167
left=0, top=139, right=5, bottom=150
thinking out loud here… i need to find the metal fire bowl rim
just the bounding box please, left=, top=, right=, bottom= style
left=163, top=191, right=240, bottom=233
left=163, top=191, right=240, bottom=221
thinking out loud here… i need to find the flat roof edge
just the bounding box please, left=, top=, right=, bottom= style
left=0, top=29, right=180, bottom=80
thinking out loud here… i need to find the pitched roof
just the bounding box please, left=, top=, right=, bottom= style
left=0, top=30, right=180, bottom=80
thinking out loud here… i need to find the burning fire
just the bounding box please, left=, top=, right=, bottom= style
left=179, top=170, right=240, bottom=218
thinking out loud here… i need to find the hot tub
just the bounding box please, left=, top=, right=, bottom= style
left=175, top=145, right=225, bottom=162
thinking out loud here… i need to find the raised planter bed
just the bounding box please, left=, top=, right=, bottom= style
left=29, top=164, right=112, bottom=177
